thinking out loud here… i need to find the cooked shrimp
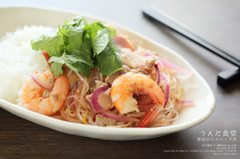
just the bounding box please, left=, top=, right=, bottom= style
left=113, top=36, right=135, bottom=51
left=111, top=72, right=165, bottom=113
left=21, top=69, right=70, bottom=116
left=111, top=72, right=165, bottom=127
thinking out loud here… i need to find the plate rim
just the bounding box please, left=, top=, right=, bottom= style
left=0, top=5, right=216, bottom=140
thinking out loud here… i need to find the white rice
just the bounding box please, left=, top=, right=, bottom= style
left=0, top=25, right=54, bottom=104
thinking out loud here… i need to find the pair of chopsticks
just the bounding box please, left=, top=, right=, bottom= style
left=142, top=5, right=240, bottom=87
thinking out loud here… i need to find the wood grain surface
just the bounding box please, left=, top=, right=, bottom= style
left=0, top=0, right=240, bottom=159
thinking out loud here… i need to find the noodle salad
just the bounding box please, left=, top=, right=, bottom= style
left=20, top=15, right=195, bottom=128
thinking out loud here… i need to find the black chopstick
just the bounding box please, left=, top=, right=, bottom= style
left=142, top=5, right=240, bottom=68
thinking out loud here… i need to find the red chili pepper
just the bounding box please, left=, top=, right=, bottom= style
left=41, top=50, right=52, bottom=66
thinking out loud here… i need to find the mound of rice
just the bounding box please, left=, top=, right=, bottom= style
left=0, top=25, right=54, bottom=104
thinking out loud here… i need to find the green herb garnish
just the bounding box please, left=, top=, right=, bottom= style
left=31, top=15, right=122, bottom=78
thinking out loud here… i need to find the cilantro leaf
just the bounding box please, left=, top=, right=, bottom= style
left=108, top=37, right=119, bottom=53
left=49, top=51, right=93, bottom=78
left=66, top=15, right=84, bottom=26
left=48, top=52, right=66, bottom=64
left=66, top=26, right=84, bottom=54
left=50, top=62, right=64, bottom=77
left=31, top=35, right=45, bottom=51
left=67, top=49, right=93, bottom=67
left=107, top=27, right=117, bottom=37
left=92, top=56, right=98, bottom=68
left=65, top=59, right=91, bottom=78
left=31, top=30, right=64, bottom=57
left=78, top=63, right=91, bottom=78
left=59, top=25, right=70, bottom=46
left=31, top=15, right=123, bottom=78
left=49, top=52, right=67, bottom=76
left=81, top=24, right=92, bottom=50
left=96, top=47, right=123, bottom=76
left=90, top=23, right=109, bottom=56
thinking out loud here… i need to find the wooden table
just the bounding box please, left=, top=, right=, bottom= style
left=1, top=0, right=240, bottom=158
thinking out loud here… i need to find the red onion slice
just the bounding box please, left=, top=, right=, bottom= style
left=164, top=84, right=169, bottom=107
left=159, top=74, right=169, bottom=107
left=90, top=87, right=112, bottom=113
left=100, top=110, right=140, bottom=122
left=154, top=65, right=160, bottom=84
left=145, top=52, right=192, bottom=74
left=31, top=75, right=52, bottom=91
left=180, top=101, right=195, bottom=107
left=144, top=52, right=152, bottom=56
left=158, top=58, right=192, bottom=74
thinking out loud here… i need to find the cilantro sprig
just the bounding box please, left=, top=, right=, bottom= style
left=31, top=15, right=122, bottom=78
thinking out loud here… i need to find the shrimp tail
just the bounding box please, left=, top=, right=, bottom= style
left=137, top=104, right=163, bottom=127
left=148, top=87, right=165, bottom=106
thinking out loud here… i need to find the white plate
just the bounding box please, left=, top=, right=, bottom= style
left=0, top=6, right=215, bottom=140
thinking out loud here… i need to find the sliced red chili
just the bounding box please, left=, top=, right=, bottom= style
left=41, top=50, right=51, bottom=66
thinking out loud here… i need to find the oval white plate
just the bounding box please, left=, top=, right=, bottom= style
left=0, top=6, right=215, bottom=140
